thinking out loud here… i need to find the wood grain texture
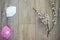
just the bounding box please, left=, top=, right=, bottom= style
left=19, top=0, right=35, bottom=40
left=19, top=24, right=35, bottom=40
left=1, top=0, right=59, bottom=40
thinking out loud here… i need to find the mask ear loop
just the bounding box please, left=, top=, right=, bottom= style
left=5, top=10, right=11, bottom=40
left=5, top=4, right=10, bottom=27
left=6, top=12, right=8, bottom=26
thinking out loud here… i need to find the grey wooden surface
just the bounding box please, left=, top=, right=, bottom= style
left=0, top=0, right=59, bottom=40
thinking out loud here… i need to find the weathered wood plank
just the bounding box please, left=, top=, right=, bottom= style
left=19, top=0, right=36, bottom=40
left=19, top=24, right=35, bottom=40
left=19, top=0, right=35, bottom=24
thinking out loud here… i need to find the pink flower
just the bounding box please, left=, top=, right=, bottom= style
left=1, top=25, right=11, bottom=39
